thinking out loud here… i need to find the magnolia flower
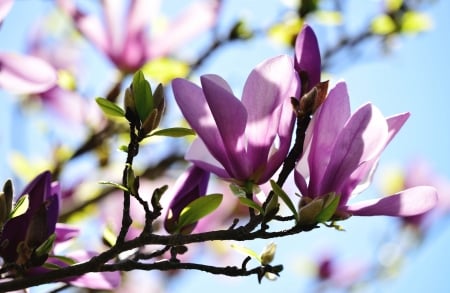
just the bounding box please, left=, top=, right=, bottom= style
left=0, top=52, right=57, bottom=94
left=294, top=24, right=321, bottom=93
left=295, top=81, right=437, bottom=219
left=58, top=0, right=221, bottom=73
left=172, top=55, right=300, bottom=185
left=0, top=171, right=59, bottom=266
left=1, top=4, right=57, bottom=94
left=165, top=166, right=210, bottom=234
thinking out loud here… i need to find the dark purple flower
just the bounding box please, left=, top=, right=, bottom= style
left=172, top=55, right=300, bottom=185
left=0, top=171, right=59, bottom=266
left=295, top=81, right=437, bottom=219
left=165, top=166, right=210, bottom=234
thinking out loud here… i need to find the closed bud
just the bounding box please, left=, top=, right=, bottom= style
left=260, top=242, right=277, bottom=265
left=124, top=87, right=140, bottom=125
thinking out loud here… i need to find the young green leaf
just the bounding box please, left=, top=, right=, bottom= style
left=238, top=197, right=264, bottom=214
left=10, top=194, right=29, bottom=219
left=99, top=181, right=129, bottom=192
left=132, top=71, right=153, bottom=121
left=35, top=233, right=56, bottom=257
left=149, top=127, right=195, bottom=138
left=270, top=180, right=299, bottom=222
left=230, top=243, right=262, bottom=263
left=176, top=193, right=222, bottom=232
left=95, top=97, right=125, bottom=117
left=315, top=193, right=340, bottom=223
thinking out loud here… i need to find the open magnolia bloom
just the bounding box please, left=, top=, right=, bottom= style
left=172, top=55, right=300, bottom=185
left=295, top=81, right=437, bottom=220
left=58, top=0, right=220, bottom=73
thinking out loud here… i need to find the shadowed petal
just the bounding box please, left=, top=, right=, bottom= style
left=321, top=104, right=388, bottom=196
left=346, top=186, right=438, bottom=216
left=307, top=81, right=350, bottom=196
left=172, top=77, right=237, bottom=177
left=0, top=52, right=57, bottom=94
left=201, top=74, right=249, bottom=178
left=186, top=138, right=230, bottom=179
left=294, top=24, right=321, bottom=91
left=242, top=55, right=298, bottom=176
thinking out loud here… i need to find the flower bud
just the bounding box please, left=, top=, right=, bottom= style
left=260, top=242, right=277, bottom=265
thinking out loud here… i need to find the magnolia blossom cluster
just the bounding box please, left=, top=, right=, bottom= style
left=166, top=25, right=437, bottom=229
left=0, top=0, right=439, bottom=290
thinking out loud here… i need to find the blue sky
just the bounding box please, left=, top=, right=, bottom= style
left=1, top=0, right=450, bottom=292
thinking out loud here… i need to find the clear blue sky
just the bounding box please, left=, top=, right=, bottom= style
left=1, top=0, right=450, bottom=292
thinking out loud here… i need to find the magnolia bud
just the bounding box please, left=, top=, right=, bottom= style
left=260, top=242, right=277, bottom=265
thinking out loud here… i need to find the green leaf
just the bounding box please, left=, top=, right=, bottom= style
left=316, top=193, right=340, bottom=223
left=371, top=15, right=396, bottom=35
left=270, top=180, right=299, bottom=222
left=10, top=194, right=29, bottom=219
left=35, top=233, right=56, bottom=257
left=177, top=194, right=222, bottom=232
left=230, top=243, right=261, bottom=263
left=149, top=127, right=195, bottom=138
left=238, top=197, right=264, bottom=214
left=95, top=97, right=125, bottom=117
left=132, top=71, right=153, bottom=122
left=99, top=181, right=129, bottom=192
left=229, top=183, right=247, bottom=197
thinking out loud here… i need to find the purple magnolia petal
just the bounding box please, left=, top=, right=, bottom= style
left=57, top=0, right=109, bottom=55
left=386, top=112, right=410, bottom=144
left=201, top=74, right=249, bottom=179
left=172, top=77, right=234, bottom=175
left=164, top=165, right=210, bottom=234
left=321, top=104, right=388, bottom=196
left=55, top=223, right=80, bottom=243
left=294, top=24, right=321, bottom=91
left=242, top=55, right=298, bottom=177
left=0, top=52, right=57, bottom=94
left=307, top=81, right=350, bottom=196
left=0, top=0, right=14, bottom=24
left=186, top=138, right=230, bottom=179
left=148, top=0, right=220, bottom=58
left=50, top=251, right=120, bottom=290
left=345, top=186, right=438, bottom=216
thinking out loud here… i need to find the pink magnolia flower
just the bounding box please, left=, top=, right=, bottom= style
left=0, top=52, right=57, bottom=94
left=58, top=0, right=221, bottom=73
left=172, top=55, right=300, bottom=185
left=295, top=81, right=437, bottom=218
left=1, top=6, right=57, bottom=94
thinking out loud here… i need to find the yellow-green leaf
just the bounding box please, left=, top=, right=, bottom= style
left=238, top=197, right=264, bottom=214
left=401, top=11, right=432, bottom=33
left=230, top=243, right=261, bottom=263
left=95, top=97, right=125, bottom=117
left=313, top=11, right=342, bottom=26
left=141, top=58, right=190, bottom=85
left=270, top=180, right=299, bottom=222
left=268, top=18, right=303, bottom=46
left=371, top=15, right=396, bottom=35
left=10, top=194, right=29, bottom=219
left=177, top=194, right=222, bottom=232
left=149, top=127, right=195, bottom=138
